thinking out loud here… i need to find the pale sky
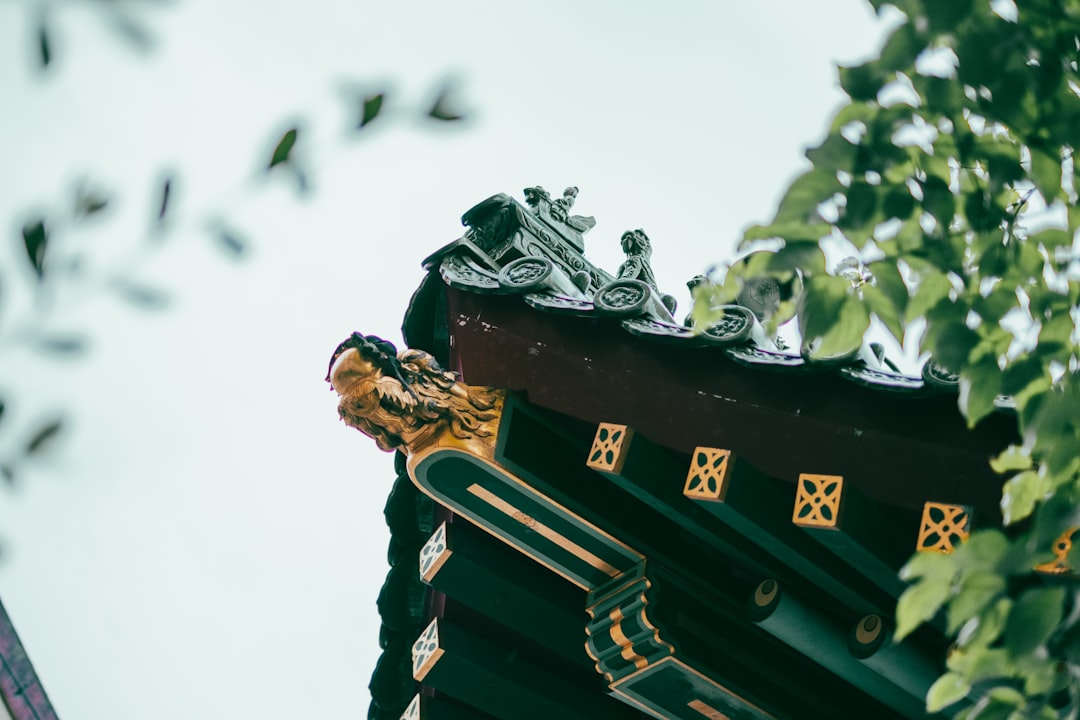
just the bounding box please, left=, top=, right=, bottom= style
left=0, top=3, right=890, bottom=718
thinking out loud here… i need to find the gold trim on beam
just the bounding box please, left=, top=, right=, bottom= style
left=609, top=606, right=650, bottom=670
left=792, top=474, right=843, bottom=529
left=916, top=502, right=971, bottom=554
left=688, top=699, right=733, bottom=720
left=466, top=483, right=621, bottom=577
left=587, top=423, right=634, bottom=474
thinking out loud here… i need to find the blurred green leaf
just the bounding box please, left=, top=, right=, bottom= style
left=959, top=356, right=1003, bottom=428
left=112, top=279, right=169, bottom=309
left=948, top=570, right=1006, bottom=634
left=772, top=168, right=841, bottom=225
left=156, top=175, right=173, bottom=222
left=798, top=275, right=870, bottom=361
left=927, top=672, right=971, bottom=713
left=920, top=175, right=955, bottom=226
left=25, top=418, right=62, bottom=455
left=989, top=446, right=1032, bottom=474
left=428, top=84, right=465, bottom=122
left=896, top=576, right=951, bottom=641
left=1006, top=587, right=1065, bottom=659
left=359, top=93, right=385, bottom=128
left=37, top=16, right=52, bottom=68
left=21, top=218, right=48, bottom=280
left=267, top=127, right=298, bottom=169
left=839, top=62, right=886, bottom=102
left=34, top=335, right=87, bottom=355
left=1029, top=147, right=1061, bottom=202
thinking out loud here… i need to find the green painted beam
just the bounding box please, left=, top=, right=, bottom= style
left=419, top=520, right=591, bottom=668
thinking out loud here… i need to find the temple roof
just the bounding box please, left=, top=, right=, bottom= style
left=350, top=186, right=1028, bottom=720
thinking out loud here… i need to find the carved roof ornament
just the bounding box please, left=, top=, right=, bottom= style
left=326, top=333, right=504, bottom=459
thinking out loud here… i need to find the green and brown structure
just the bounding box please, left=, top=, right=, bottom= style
left=329, top=186, right=1035, bottom=720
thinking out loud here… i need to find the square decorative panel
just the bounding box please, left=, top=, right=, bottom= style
left=792, top=474, right=844, bottom=528
left=684, top=448, right=733, bottom=501
left=916, top=502, right=971, bottom=553
left=587, top=423, right=634, bottom=474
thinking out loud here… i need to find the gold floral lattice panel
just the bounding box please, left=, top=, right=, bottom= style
left=792, top=474, right=844, bottom=529
left=1035, top=527, right=1078, bottom=576
left=587, top=423, right=635, bottom=474
left=684, top=448, right=733, bottom=501
left=916, top=502, right=971, bottom=554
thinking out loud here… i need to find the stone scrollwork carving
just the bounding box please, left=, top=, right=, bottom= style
left=327, top=333, right=505, bottom=459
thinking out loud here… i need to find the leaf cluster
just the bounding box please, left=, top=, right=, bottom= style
left=697, top=1, right=1080, bottom=716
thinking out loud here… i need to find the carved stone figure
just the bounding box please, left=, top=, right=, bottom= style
left=616, top=229, right=659, bottom=289
left=327, top=333, right=503, bottom=457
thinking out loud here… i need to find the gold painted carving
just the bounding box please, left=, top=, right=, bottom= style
left=685, top=448, right=733, bottom=500
left=328, top=334, right=504, bottom=460
left=587, top=423, right=634, bottom=473
left=1035, top=527, right=1078, bottom=576
left=688, top=699, right=733, bottom=720
left=792, top=474, right=844, bottom=528
left=916, top=502, right=971, bottom=553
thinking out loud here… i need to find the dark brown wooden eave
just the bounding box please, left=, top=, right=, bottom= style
left=440, top=284, right=1016, bottom=526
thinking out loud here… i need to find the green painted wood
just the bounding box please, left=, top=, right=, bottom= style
left=746, top=579, right=933, bottom=719
left=586, top=564, right=910, bottom=720
left=796, top=479, right=914, bottom=599
left=410, top=448, right=642, bottom=589
left=419, top=520, right=591, bottom=668
left=589, top=423, right=897, bottom=617
left=414, top=619, right=642, bottom=720
left=400, top=692, right=500, bottom=720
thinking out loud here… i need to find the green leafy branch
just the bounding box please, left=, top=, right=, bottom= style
left=695, top=1, right=1080, bottom=716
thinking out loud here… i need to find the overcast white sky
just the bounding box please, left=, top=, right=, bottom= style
left=0, top=2, right=891, bottom=718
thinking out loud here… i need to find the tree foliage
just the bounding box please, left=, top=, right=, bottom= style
left=697, top=1, right=1080, bottom=716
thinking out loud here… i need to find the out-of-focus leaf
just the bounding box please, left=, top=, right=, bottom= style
left=805, top=133, right=858, bottom=173
left=37, top=16, right=52, bottom=68
left=896, top=576, right=951, bottom=640
left=948, top=570, right=1006, bottom=634
left=771, top=168, right=842, bottom=226
left=1029, top=147, right=1061, bottom=202
left=989, top=446, right=1032, bottom=474
left=75, top=186, right=109, bottom=217
left=0, top=399, right=5, bottom=425
left=799, top=275, right=870, bottom=361
left=428, top=84, right=465, bottom=122
left=112, top=279, right=169, bottom=309
left=215, top=226, right=247, bottom=257
left=104, top=10, right=155, bottom=53
left=359, top=93, right=385, bottom=128
left=156, top=175, right=173, bottom=222
left=926, top=672, right=971, bottom=713
left=0, top=464, right=13, bottom=485
left=25, top=418, right=63, bottom=455
left=21, top=218, right=48, bottom=280
left=959, top=356, right=1003, bottom=428
left=839, top=62, right=886, bottom=102
left=840, top=180, right=878, bottom=230
left=268, top=127, right=298, bottom=169
left=924, top=0, right=974, bottom=32
left=35, top=335, right=87, bottom=355
left=920, top=175, right=956, bottom=226
left=1005, top=587, right=1065, bottom=659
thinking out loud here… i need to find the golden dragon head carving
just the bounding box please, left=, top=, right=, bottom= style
left=326, top=333, right=504, bottom=458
